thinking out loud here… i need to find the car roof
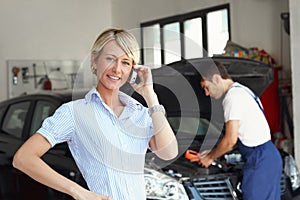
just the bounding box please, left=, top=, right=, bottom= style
left=0, top=89, right=89, bottom=106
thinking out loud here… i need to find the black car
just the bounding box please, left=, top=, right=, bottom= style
left=0, top=57, right=299, bottom=200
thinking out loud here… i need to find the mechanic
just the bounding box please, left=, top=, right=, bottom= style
left=13, top=27, right=178, bottom=200
left=195, top=60, right=282, bottom=200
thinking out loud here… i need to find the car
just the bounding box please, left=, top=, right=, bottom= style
left=0, top=56, right=299, bottom=200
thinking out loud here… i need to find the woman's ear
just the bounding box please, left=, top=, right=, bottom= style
left=91, top=64, right=97, bottom=74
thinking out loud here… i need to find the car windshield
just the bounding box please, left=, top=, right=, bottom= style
left=168, top=117, right=212, bottom=136
left=167, top=116, right=223, bottom=152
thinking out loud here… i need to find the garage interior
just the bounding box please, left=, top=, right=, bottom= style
left=1, top=0, right=300, bottom=170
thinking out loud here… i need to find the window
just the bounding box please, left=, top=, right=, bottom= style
left=141, top=4, right=230, bottom=65
left=163, top=22, right=181, bottom=64
left=207, top=8, right=229, bottom=56
left=142, top=24, right=161, bottom=67
left=184, top=17, right=204, bottom=59
left=30, top=100, right=57, bottom=135
left=2, top=102, right=30, bottom=138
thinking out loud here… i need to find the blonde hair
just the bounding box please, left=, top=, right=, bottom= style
left=91, top=27, right=140, bottom=65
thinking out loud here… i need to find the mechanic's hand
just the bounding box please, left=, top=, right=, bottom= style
left=198, top=150, right=214, bottom=168
left=130, top=65, right=154, bottom=98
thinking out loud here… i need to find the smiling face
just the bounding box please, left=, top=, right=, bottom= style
left=93, top=40, right=133, bottom=91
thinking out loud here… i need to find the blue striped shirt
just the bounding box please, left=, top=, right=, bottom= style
left=38, top=87, right=154, bottom=199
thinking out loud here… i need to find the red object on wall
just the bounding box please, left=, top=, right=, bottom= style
left=260, top=66, right=281, bottom=134
left=43, top=79, right=52, bottom=90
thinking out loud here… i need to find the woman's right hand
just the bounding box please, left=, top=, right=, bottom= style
left=130, top=65, right=154, bottom=96
left=72, top=187, right=112, bottom=200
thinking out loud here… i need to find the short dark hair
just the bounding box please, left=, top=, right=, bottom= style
left=200, top=60, right=231, bottom=82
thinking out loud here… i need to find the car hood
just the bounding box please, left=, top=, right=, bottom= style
left=149, top=56, right=274, bottom=120
left=154, top=56, right=274, bottom=97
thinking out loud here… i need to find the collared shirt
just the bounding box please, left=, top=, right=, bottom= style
left=38, top=87, right=154, bottom=199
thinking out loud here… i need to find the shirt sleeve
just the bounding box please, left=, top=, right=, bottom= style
left=223, top=89, right=246, bottom=122
left=37, top=102, right=75, bottom=147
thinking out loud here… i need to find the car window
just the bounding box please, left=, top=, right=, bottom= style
left=2, top=101, right=30, bottom=138
left=0, top=106, right=6, bottom=123
left=30, top=100, right=57, bottom=136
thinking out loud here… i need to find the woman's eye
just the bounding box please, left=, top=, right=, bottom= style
left=106, top=57, right=115, bottom=62
left=122, top=61, right=131, bottom=66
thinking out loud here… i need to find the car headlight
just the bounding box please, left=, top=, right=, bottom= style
left=144, top=168, right=189, bottom=200
left=284, top=154, right=300, bottom=190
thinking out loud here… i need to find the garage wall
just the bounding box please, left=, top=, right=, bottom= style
left=290, top=0, right=300, bottom=168
left=0, top=0, right=112, bottom=101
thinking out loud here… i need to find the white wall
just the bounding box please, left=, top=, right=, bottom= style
left=0, top=0, right=112, bottom=101
left=290, top=0, right=300, bottom=168
left=111, top=0, right=228, bottom=27
left=231, top=0, right=290, bottom=69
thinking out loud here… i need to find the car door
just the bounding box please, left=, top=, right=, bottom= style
left=0, top=97, right=68, bottom=200
left=0, top=94, right=87, bottom=199
left=0, top=100, right=31, bottom=199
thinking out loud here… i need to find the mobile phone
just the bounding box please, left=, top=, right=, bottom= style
left=129, top=69, right=139, bottom=84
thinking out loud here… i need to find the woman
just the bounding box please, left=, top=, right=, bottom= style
left=13, top=27, right=178, bottom=200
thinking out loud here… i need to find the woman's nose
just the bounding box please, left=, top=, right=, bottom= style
left=112, top=60, right=122, bottom=73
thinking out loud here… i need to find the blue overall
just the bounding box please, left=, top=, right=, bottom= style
left=229, top=86, right=282, bottom=200
left=238, top=139, right=282, bottom=200
left=233, top=84, right=283, bottom=199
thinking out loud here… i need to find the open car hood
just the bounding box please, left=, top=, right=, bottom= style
left=149, top=57, right=274, bottom=119
left=154, top=56, right=274, bottom=97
